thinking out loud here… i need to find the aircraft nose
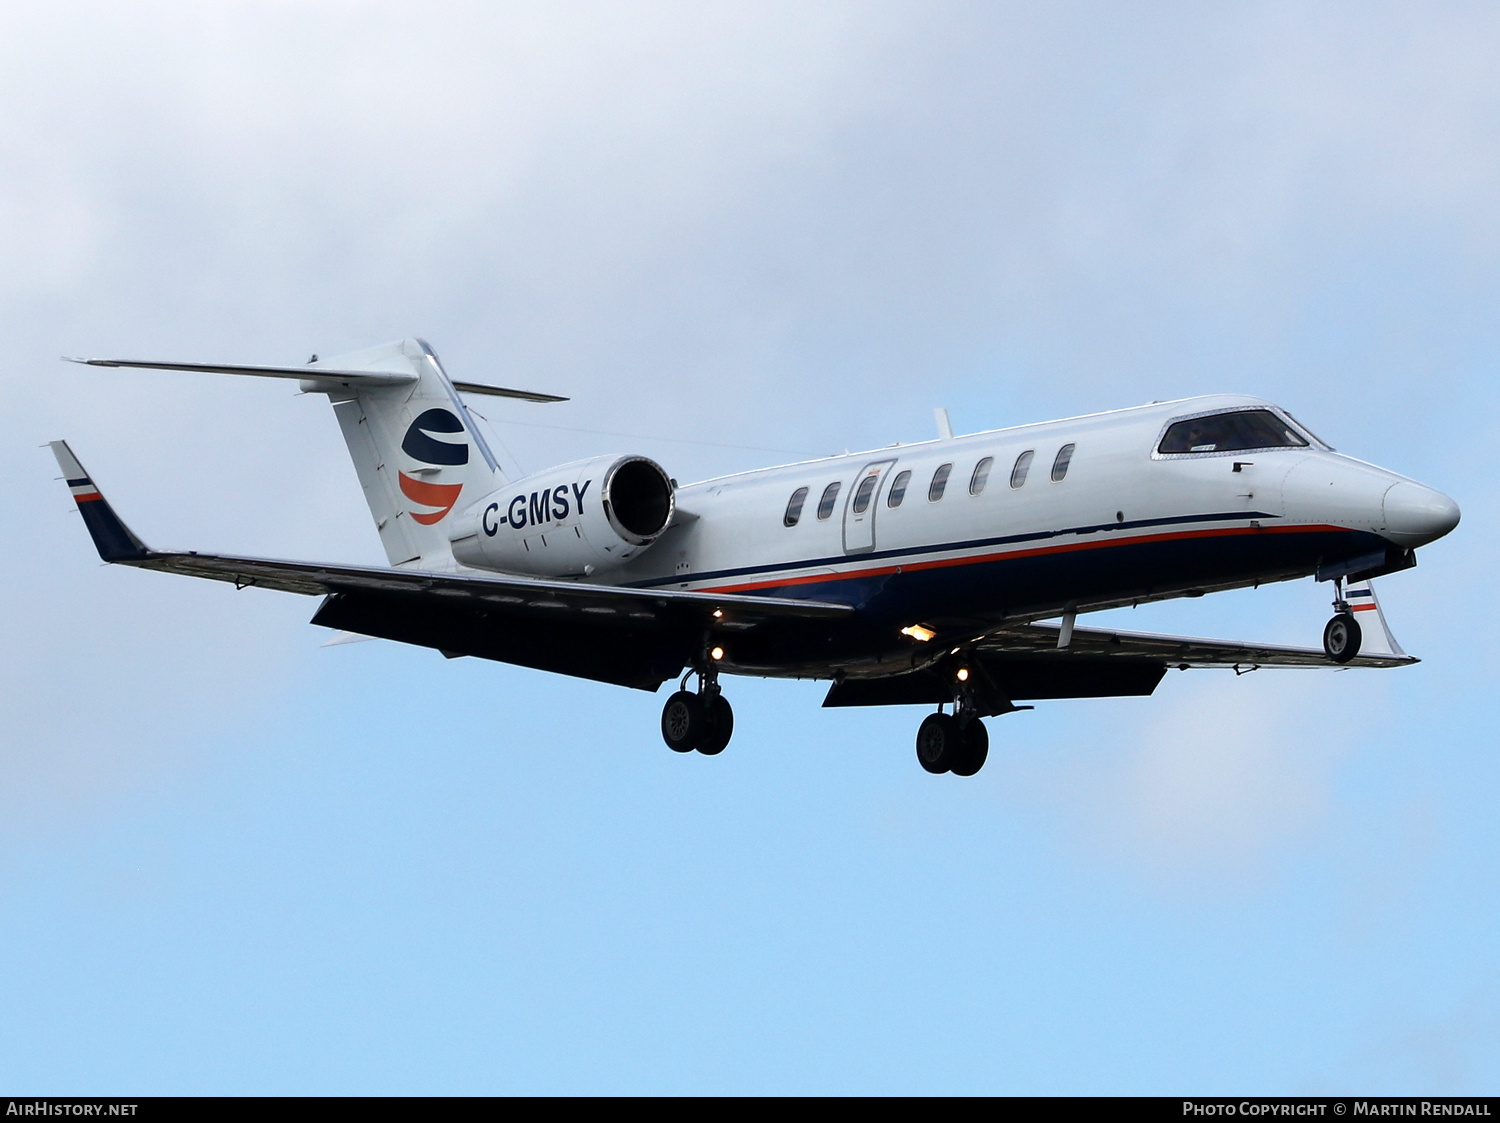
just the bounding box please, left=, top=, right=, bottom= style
left=1382, top=481, right=1461, bottom=546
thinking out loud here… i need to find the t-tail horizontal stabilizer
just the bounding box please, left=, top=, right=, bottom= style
left=64, top=356, right=568, bottom=402
left=49, top=440, right=150, bottom=563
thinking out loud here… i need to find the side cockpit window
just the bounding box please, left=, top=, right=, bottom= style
left=1158, top=409, right=1309, bottom=455
left=784, top=486, right=809, bottom=527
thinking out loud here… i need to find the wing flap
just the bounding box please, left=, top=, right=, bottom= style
left=311, top=587, right=691, bottom=690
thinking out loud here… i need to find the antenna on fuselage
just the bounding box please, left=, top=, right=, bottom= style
left=934, top=408, right=954, bottom=441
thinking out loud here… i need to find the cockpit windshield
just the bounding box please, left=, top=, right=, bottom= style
left=1158, top=409, right=1310, bottom=455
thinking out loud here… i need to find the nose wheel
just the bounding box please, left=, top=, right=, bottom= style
left=660, top=668, right=734, bottom=756
left=1322, top=578, right=1363, bottom=664
left=1323, top=613, right=1362, bottom=663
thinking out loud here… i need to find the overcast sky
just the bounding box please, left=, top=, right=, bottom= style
left=3, top=1, right=1497, bottom=1093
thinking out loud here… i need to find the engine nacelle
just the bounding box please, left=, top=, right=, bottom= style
left=448, top=454, right=675, bottom=577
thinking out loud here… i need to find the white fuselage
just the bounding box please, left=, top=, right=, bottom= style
left=439, top=392, right=1457, bottom=679
left=608, top=394, right=1449, bottom=602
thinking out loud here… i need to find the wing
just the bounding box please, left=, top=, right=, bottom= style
left=50, top=440, right=847, bottom=690
left=826, top=599, right=1414, bottom=712
left=976, top=620, right=1417, bottom=670
left=116, top=550, right=850, bottom=620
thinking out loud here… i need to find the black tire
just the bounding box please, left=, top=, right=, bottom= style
left=697, top=694, right=734, bottom=756
left=661, top=690, right=706, bottom=752
left=950, top=719, right=989, bottom=777
left=916, top=713, right=962, bottom=774
left=1323, top=613, right=1363, bottom=664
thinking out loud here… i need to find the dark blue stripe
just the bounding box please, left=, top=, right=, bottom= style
left=66, top=477, right=91, bottom=487
left=756, top=526, right=1380, bottom=627
left=627, top=509, right=1278, bottom=591
left=76, top=500, right=148, bottom=562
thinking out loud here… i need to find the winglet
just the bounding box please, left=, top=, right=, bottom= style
left=48, top=441, right=151, bottom=562
left=1344, top=578, right=1407, bottom=658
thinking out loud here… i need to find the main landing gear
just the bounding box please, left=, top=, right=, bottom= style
left=1322, top=577, right=1363, bottom=664
left=912, top=659, right=1021, bottom=776
left=660, top=666, right=733, bottom=756
left=915, top=710, right=989, bottom=777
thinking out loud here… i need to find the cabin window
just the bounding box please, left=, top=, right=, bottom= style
left=928, top=463, right=953, bottom=501
left=969, top=457, right=993, bottom=495
left=851, top=473, right=879, bottom=514
left=887, top=469, right=912, bottom=508
left=783, top=486, right=809, bottom=527
left=1010, top=450, right=1034, bottom=489
left=816, top=481, right=841, bottom=520
left=1158, top=409, right=1310, bottom=455
left=1051, top=444, right=1075, bottom=482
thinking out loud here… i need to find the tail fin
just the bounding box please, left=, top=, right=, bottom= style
left=1344, top=578, right=1407, bottom=658
left=65, top=337, right=566, bottom=569
left=310, top=338, right=504, bottom=568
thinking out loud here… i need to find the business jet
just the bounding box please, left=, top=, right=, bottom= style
left=50, top=338, right=1459, bottom=777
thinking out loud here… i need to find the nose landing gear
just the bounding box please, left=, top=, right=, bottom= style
left=660, top=665, right=734, bottom=756
left=1322, top=577, right=1363, bottom=664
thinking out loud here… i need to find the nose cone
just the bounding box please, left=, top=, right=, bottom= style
left=1383, top=481, right=1461, bottom=546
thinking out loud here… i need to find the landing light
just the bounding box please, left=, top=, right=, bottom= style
left=956, top=668, right=970, bottom=682
left=901, top=624, right=937, bottom=643
left=710, top=646, right=725, bottom=661
left=712, top=609, right=723, bottom=619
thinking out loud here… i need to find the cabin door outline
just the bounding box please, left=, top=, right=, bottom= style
left=842, top=459, right=897, bottom=554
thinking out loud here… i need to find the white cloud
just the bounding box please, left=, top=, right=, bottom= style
left=1014, top=672, right=1385, bottom=887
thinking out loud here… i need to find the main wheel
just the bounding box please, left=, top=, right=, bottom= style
left=661, top=690, right=707, bottom=752
left=1323, top=612, right=1362, bottom=664
left=697, top=694, right=734, bottom=756
left=916, top=713, right=962, bottom=774
left=949, top=719, right=989, bottom=777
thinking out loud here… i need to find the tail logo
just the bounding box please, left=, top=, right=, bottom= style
left=398, top=408, right=468, bottom=525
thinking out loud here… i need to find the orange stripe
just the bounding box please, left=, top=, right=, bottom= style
left=73, top=492, right=102, bottom=503
left=398, top=472, right=462, bottom=524
left=1351, top=603, right=1378, bottom=611
left=398, top=472, right=462, bottom=507
left=699, top=522, right=1347, bottom=596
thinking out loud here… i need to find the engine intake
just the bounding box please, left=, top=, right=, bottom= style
left=604, top=456, right=675, bottom=544
left=449, top=454, right=675, bottom=577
